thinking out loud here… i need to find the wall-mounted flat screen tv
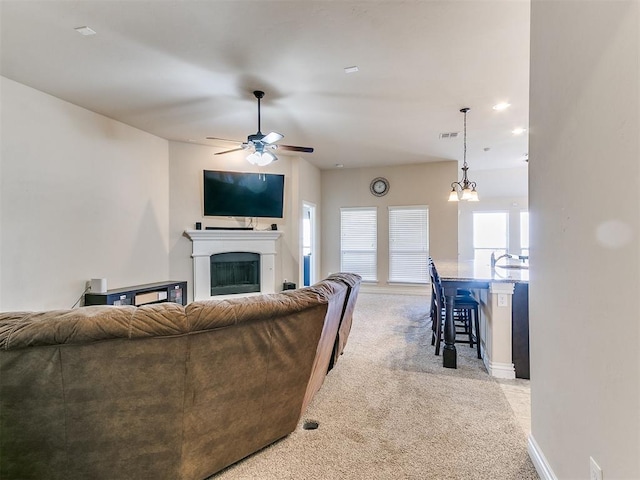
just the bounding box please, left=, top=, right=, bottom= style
left=203, top=170, right=285, bottom=218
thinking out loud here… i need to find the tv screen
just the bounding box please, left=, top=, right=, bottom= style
left=203, top=170, right=285, bottom=218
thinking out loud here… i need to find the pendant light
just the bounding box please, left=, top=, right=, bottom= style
left=448, top=107, right=479, bottom=202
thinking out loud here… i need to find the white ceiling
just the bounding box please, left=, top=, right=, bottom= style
left=0, top=0, right=530, bottom=171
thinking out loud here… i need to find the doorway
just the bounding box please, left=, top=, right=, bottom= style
left=302, top=202, right=316, bottom=286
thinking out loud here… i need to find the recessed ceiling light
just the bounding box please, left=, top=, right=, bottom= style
left=344, top=66, right=359, bottom=74
left=493, top=102, right=511, bottom=111
left=335, top=163, right=344, bottom=168
left=74, top=26, right=96, bottom=36
left=512, top=127, right=527, bottom=135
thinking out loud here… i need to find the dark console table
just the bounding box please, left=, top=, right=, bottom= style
left=84, top=281, right=187, bottom=307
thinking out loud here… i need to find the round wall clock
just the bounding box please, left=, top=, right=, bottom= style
left=370, top=177, right=390, bottom=197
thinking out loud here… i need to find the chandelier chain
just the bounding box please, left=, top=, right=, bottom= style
left=463, top=109, right=467, bottom=168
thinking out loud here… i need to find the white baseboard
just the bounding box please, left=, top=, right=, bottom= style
left=528, top=434, right=558, bottom=480
left=483, top=356, right=516, bottom=379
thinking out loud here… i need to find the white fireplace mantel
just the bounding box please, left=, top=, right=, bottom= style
left=185, top=229, right=282, bottom=301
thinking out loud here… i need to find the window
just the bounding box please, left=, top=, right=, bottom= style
left=520, top=211, right=529, bottom=256
left=340, top=207, right=377, bottom=281
left=473, top=212, right=508, bottom=264
left=388, top=206, right=429, bottom=283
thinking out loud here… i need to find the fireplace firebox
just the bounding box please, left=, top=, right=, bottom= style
left=210, top=252, right=260, bottom=296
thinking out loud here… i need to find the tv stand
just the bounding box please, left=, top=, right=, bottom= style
left=84, top=281, right=187, bottom=307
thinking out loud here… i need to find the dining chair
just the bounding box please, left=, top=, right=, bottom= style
left=429, top=260, right=481, bottom=359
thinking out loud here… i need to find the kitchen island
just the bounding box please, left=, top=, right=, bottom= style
left=434, top=258, right=529, bottom=379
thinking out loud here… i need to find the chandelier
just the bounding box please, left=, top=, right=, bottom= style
left=448, top=107, right=479, bottom=202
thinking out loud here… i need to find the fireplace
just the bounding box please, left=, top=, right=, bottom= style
left=210, top=252, right=260, bottom=296
left=185, top=229, right=282, bottom=301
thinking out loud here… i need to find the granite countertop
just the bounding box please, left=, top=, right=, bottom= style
left=433, top=258, right=529, bottom=284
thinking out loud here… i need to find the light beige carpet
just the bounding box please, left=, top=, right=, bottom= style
left=211, top=293, right=539, bottom=479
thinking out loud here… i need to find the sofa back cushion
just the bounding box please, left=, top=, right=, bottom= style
left=0, top=336, right=188, bottom=480
left=0, top=303, right=188, bottom=349
left=180, top=289, right=334, bottom=479
left=0, top=303, right=191, bottom=479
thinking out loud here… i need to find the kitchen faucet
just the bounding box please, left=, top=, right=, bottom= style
left=491, top=252, right=529, bottom=269
left=490, top=252, right=510, bottom=269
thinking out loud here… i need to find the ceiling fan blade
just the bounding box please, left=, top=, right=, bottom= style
left=261, top=131, right=284, bottom=144
left=206, top=136, right=241, bottom=144
left=214, top=147, right=245, bottom=155
left=277, top=144, right=314, bottom=153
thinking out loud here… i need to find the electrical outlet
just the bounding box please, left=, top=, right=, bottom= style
left=497, top=293, right=508, bottom=307
left=590, top=456, right=603, bottom=480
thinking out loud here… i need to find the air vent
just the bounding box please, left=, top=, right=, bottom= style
left=439, top=132, right=459, bottom=139
left=74, top=26, right=96, bottom=36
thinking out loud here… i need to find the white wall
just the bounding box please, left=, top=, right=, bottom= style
left=0, top=77, right=170, bottom=310
left=529, top=2, right=639, bottom=478
left=469, top=166, right=529, bottom=200
left=168, top=141, right=320, bottom=301
left=471, top=165, right=528, bottom=198
left=0, top=78, right=4, bottom=310
left=321, top=161, right=458, bottom=293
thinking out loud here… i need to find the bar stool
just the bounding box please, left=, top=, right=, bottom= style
left=429, top=261, right=481, bottom=359
left=428, top=259, right=473, bottom=343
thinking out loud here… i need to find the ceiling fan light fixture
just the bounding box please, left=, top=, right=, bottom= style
left=246, top=152, right=260, bottom=165
left=247, top=151, right=277, bottom=166
left=262, top=151, right=277, bottom=164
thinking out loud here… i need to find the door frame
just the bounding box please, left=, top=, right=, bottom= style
left=301, top=201, right=317, bottom=286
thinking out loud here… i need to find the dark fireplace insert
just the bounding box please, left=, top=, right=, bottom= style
left=210, top=252, right=260, bottom=296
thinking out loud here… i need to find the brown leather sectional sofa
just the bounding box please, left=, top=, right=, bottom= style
left=0, top=273, right=361, bottom=480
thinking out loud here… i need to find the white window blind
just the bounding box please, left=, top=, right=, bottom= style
left=388, top=206, right=429, bottom=283
left=340, top=207, right=377, bottom=281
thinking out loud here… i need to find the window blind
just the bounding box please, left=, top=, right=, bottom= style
left=388, top=206, right=429, bottom=283
left=340, top=207, right=377, bottom=281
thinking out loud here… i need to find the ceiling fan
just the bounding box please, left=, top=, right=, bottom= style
left=207, top=90, right=314, bottom=166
